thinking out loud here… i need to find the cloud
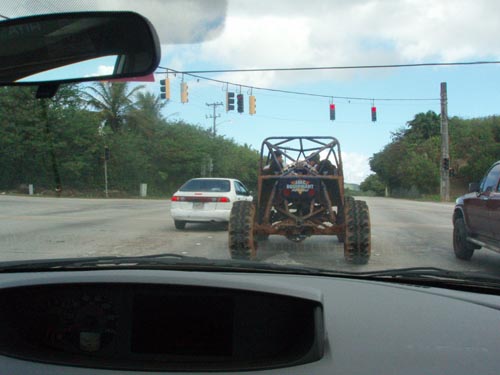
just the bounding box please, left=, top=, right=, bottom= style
left=163, top=0, right=500, bottom=87
left=96, top=65, right=114, bottom=76
left=306, top=147, right=370, bottom=184
left=84, top=65, right=114, bottom=78
left=341, top=152, right=371, bottom=184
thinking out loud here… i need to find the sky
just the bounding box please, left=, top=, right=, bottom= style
left=152, top=0, right=500, bottom=183
left=6, top=0, right=500, bottom=183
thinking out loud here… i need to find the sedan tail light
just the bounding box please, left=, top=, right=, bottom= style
left=171, top=196, right=230, bottom=203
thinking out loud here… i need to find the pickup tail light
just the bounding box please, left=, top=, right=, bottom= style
left=171, top=196, right=230, bottom=203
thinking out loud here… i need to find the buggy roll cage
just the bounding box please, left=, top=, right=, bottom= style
left=259, top=136, right=343, bottom=176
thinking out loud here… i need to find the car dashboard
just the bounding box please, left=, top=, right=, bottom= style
left=0, top=269, right=499, bottom=374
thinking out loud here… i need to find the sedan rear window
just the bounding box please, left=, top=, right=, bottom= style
left=179, top=179, right=231, bottom=192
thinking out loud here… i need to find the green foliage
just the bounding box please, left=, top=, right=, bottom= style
left=359, top=174, right=385, bottom=196
left=84, top=82, right=145, bottom=133
left=369, top=111, right=500, bottom=198
left=0, top=85, right=259, bottom=196
left=449, top=115, right=500, bottom=182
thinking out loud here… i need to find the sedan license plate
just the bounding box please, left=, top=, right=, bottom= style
left=193, top=202, right=204, bottom=209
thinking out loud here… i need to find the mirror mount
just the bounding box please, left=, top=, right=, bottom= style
left=36, top=84, right=60, bottom=99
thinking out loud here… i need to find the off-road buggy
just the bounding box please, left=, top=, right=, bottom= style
left=228, top=136, right=371, bottom=264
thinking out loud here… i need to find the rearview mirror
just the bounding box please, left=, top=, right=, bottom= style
left=0, top=11, right=160, bottom=85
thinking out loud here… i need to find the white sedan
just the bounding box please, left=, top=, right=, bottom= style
left=170, top=178, right=254, bottom=229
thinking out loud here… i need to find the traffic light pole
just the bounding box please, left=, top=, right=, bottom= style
left=206, top=102, right=223, bottom=136
left=440, top=82, right=450, bottom=202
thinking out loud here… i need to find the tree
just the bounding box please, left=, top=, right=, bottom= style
left=360, top=174, right=385, bottom=196
left=405, top=111, right=440, bottom=141
left=127, top=91, right=165, bottom=137
left=0, top=85, right=102, bottom=191
left=85, top=82, right=144, bottom=133
left=370, top=111, right=442, bottom=196
left=450, top=115, right=500, bottom=182
left=0, top=84, right=260, bottom=196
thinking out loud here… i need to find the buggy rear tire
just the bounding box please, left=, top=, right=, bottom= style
left=228, top=201, right=257, bottom=260
left=343, top=199, right=371, bottom=264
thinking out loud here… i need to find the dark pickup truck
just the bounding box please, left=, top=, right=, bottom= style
left=453, top=161, right=500, bottom=260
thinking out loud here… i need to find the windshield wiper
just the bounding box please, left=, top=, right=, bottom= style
left=329, top=267, right=500, bottom=289
left=0, top=253, right=318, bottom=274
left=0, top=253, right=204, bottom=272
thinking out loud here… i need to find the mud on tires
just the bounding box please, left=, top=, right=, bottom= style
left=343, top=199, right=371, bottom=264
left=336, top=196, right=354, bottom=243
left=228, top=201, right=257, bottom=260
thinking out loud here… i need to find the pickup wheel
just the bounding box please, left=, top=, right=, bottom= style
left=228, top=201, right=257, bottom=260
left=453, top=217, right=475, bottom=260
left=174, top=220, right=186, bottom=230
left=343, top=199, right=371, bottom=264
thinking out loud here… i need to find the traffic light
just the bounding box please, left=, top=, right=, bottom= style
left=371, top=106, right=377, bottom=122
left=249, top=95, right=256, bottom=115
left=237, top=94, right=244, bottom=113
left=180, top=82, right=188, bottom=103
left=443, top=158, right=450, bottom=170
left=329, top=103, right=335, bottom=121
left=104, top=146, right=110, bottom=161
left=226, top=92, right=235, bottom=111
left=160, top=77, right=170, bottom=100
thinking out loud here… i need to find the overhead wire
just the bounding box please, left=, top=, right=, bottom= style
left=168, top=60, right=500, bottom=73
left=157, top=66, right=440, bottom=102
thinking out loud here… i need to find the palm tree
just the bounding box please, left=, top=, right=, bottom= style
left=85, top=82, right=144, bottom=133
left=127, top=91, right=166, bottom=136
left=134, top=91, right=165, bottom=120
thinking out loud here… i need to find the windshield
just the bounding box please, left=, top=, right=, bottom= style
left=179, top=179, right=231, bottom=193
left=1, top=0, right=500, bottom=279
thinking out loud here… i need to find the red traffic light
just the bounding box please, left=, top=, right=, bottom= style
left=329, top=103, right=335, bottom=121
left=371, top=106, right=377, bottom=122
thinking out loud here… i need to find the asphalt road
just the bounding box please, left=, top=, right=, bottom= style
left=1, top=195, right=500, bottom=275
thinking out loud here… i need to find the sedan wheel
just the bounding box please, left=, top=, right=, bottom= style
left=174, top=220, right=186, bottom=230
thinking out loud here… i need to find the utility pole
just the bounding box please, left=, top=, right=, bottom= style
left=104, top=146, right=110, bottom=198
left=206, top=102, right=223, bottom=136
left=440, top=82, right=450, bottom=202
left=104, top=158, right=109, bottom=198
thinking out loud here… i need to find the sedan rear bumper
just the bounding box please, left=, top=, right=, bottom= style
left=171, top=208, right=230, bottom=222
